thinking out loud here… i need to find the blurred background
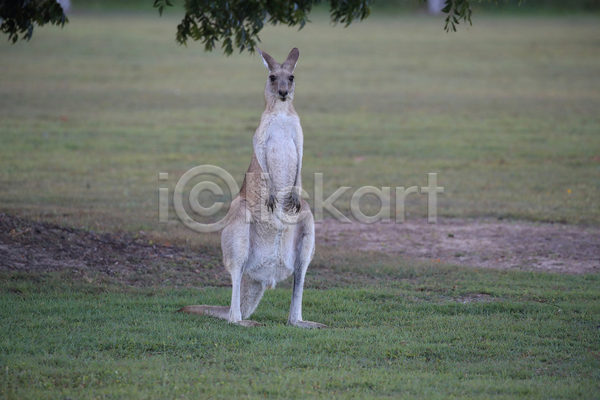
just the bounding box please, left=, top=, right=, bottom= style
left=1, top=0, right=599, bottom=236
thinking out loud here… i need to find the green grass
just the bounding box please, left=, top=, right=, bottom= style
left=1, top=14, right=599, bottom=230
left=1, top=266, right=599, bottom=399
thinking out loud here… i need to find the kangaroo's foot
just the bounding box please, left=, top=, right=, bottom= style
left=234, top=320, right=265, bottom=327
left=288, top=320, right=328, bottom=329
left=178, top=305, right=230, bottom=319
left=178, top=306, right=264, bottom=327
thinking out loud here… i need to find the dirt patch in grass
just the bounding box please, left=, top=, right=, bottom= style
left=0, top=213, right=229, bottom=287
left=2, top=213, right=599, bottom=284
left=317, top=218, right=600, bottom=274
left=454, top=293, right=499, bottom=304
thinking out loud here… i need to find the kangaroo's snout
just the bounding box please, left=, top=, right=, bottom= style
left=277, top=78, right=290, bottom=100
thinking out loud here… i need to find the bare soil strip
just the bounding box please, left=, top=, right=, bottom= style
left=0, top=213, right=229, bottom=286
left=2, top=213, right=599, bottom=277
left=316, top=218, right=600, bottom=274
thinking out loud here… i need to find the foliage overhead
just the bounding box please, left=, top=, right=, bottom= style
left=0, top=0, right=68, bottom=43
left=155, top=0, right=473, bottom=54
left=2, top=0, right=479, bottom=50
left=442, top=0, right=473, bottom=32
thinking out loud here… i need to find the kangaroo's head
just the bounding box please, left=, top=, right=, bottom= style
left=257, top=47, right=299, bottom=103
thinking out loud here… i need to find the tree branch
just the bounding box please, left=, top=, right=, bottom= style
left=0, top=0, right=68, bottom=43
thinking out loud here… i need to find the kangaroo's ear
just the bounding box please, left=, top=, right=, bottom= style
left=257, top=48, right=278, bottom=71
left=282, top=48, right=299, bottom=72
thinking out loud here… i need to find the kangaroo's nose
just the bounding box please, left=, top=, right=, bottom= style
left=278, top=90, right=288, bottom=98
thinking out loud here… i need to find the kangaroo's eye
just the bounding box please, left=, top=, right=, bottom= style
left=269, top=75, right=276, bottom=83
left=289, top=75, right=294, bottom=82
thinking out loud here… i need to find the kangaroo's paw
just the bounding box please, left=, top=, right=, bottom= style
left=285, top=191, right=302, bottom=214
left=265, top=195, right=277, bottom=212
left=178, top=305, right=230, bottom=320
left=288, top=320, right=328, bottom=329
left=234, top=320, right=265, bottom=327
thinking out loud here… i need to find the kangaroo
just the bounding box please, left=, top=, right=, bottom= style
left=180, top=48, right=326, bottom=329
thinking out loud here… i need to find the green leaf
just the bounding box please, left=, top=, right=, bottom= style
left=170, top=0, right=374, bottom=53
left=441, top=1, right=452, bottom=13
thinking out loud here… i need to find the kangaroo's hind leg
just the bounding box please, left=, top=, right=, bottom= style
left=287, top=201, right=327, bottom=329
left=179, top=198, right=263, bottom=327
left=240, top=276, right=267, bottom=320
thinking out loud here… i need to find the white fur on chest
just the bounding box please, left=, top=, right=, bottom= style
left=245, top=112, right=303, bottom=286
left=257, top=113, right=300, bottom=192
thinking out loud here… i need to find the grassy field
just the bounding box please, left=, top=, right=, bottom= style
left=1, top=11, right=600, bottom=399
left=1, top=261, right=599, bottom=399
left=1, top=13, right=599, bottom=229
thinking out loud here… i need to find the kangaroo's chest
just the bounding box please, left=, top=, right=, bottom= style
left=264, top=116, right=299, bottom=191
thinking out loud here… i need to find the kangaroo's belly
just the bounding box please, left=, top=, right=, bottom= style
left=244, top=221, right=296, bottom=286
